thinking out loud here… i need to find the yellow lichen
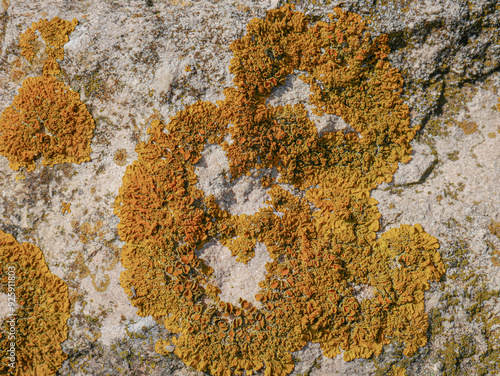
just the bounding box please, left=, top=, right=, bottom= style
left=391, top=365, right=407, bottom=376
left=114, top=5, right=444, bottom=375
left=68, top=252, right=91, bottom=280
left=91, top=271, right=111, bottom=292
left=61, top=202, right=71, bottom=214
left=0, top=230, right=71, bottom=375
left=155, top=339, right=173, bottom=355
left=489, top=222, right=500, bottom=266
left=490, top=222, right=500, bottom=238
left=19, top=17, right=78, bottom=76
left=0, top=18, right=95, bottom=172
left=74, top=220, right=105, bottom=244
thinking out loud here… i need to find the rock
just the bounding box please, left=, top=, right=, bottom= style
left=1, top=0, right=500, bottom=375
left=391, top=142, right=437, bottom=186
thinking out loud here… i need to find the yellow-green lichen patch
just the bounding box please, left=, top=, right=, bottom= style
left=490, top=222, right=500, bottom=239
left=91, top=269, right=111, bottom=292
left=0, top=18, right=95, bottom=172
left=0, top=230, right=71, bottom=375
left=114, top=5, right=445, bottom=376
left=489, top=222, right=500, bottom=266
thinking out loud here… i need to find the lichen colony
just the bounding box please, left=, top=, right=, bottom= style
left=114, top=5, right=445, bottom=376
left=0, top=17, right=95, bottom=172
left=0, top=230, right=71, bottom=375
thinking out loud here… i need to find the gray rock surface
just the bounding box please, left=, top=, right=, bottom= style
left=0, top=0, right=499, bottom=375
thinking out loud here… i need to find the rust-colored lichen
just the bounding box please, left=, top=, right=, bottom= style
left=114, top=6, right=444, bottom=375
left=0, top=230, right=71, bottom=375
left=0, top=17, right=95, bottom=172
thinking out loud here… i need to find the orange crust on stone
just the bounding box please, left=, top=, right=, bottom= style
left=114, top=5, right=445, bottom=376
left=0, top=17, right=94, bottom=172
left=0, top=230, right=71, bottom=375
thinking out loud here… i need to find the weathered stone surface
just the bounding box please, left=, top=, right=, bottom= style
left=385, top=142, right=437, bottom=186
left=0, top=0, right=499, bottom=375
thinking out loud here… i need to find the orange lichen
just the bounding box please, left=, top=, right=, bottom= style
left=61, top=202, right=71, bottom=214
left=9, top=57, right=26, bottom=84
left=114, top=5, right=444, bottom=375
left=155, top=339, right=173, bottom=355
left=0, top=230, right=71, bottom=375
left=19, top=17, right=78, bottom=76
left=0, top=17, right=95, bottom=172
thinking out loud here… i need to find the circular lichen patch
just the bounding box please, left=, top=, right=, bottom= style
left=113, top=149, right=128, bottom=166
left=114, top=5, right=445, bottom=376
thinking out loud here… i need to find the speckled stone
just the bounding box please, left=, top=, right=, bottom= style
left=0, top=0, right=499, bottom=375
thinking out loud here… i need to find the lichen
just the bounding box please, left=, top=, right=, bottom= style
left=0, top=230, right=71, bottom=375
left=113, top=149, right=128, bottom=166
left=456, top=120, right=478, bottom=135
left=19, top=17, right=78, bottom=76
left=391, top=365, right=407, bottom=376
left=114, top=5, right=445, bottom=375
left=0, top=17, right=95, bottom=172
left=91, top=270, right=111, bottom=292
left=437, top=334, right=478, bottom=376
left=61, top=202, right=71, bottom=214
left=73, top=220, right=106, bottom=244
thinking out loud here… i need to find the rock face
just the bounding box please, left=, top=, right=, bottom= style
left=0, top=1, right=499, bottom=375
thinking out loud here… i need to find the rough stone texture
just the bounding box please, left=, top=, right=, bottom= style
left=385, top=142, right=437, bottom=186
left=0, top=0, right=499, bottom=375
